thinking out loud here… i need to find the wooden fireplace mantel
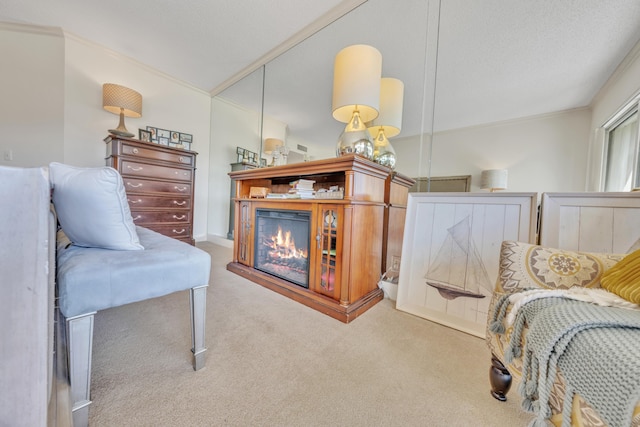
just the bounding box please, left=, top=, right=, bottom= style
left=227, top=154, right=391, bottom=323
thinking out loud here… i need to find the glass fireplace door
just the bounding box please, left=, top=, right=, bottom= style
left=254, top=209, right=311, bottom=288
left=314, top=205, right=343, bottom=300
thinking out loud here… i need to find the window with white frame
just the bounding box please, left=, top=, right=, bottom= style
left=604, top=101, right=640, bottom=191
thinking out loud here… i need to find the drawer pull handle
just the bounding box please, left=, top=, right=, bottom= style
left=174, top=186, right=187, bottom=192
left=129, top=199, right=143, bottom=204
left=172, top=229, right=186, bottom=234
left=132, top=148, right=139, bottom=154
left=127, top=165, right=144, bottom=172
left=173, top=200, right=187, bottom=206
left=179, top=156, right=185, bottom=162
left=127, top=182, right=143, bottom=188
left=132, top=215, right=142, bottom=221
left=173, top=214, right=186, bottom=220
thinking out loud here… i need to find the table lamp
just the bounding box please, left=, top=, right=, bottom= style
left=332, top=44, right=381, bottom=160
left=264, top=138, right=283, bottom=166
left=103, top=83, right=142, bottom=138
left=367, top=77, right=404, bottom=169
left=481, top=169, right=508, bottom=192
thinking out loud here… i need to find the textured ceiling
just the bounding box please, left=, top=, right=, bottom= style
left=3, top=0, right=640, bottom=144
left=0, top=0, right=356, bottom=92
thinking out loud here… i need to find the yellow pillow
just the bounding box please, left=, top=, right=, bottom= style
left=601, top=249, right=640, bottom=304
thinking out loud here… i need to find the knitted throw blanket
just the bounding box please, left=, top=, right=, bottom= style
left=490, top=293, right=640, bottom=427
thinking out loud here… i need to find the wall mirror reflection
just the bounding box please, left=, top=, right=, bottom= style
left=213, top=0, right=640, bottom=195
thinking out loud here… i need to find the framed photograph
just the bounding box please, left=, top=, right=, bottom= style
left=158, top=137, right=169, bottom=146
left=157, top=128, right=170, bottom=139
left=146, top=126, right=157, bottom=141
left=170, top=131, right=180, bottom=143
left=396, top=192, right=537, bottom=337
left=138, top=129, right=152, bottom=142
left=539, top=192, right=640, bottom=253
left=180, top=133, right=192, bottom=144
left=260, top=158, right=267, bottom=167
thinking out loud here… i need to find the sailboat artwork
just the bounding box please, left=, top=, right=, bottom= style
left=425, top=216, right=494, bottom=300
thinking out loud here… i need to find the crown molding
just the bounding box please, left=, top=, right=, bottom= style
left=591, top=38, right=640, bottom=106
left=209, top=0, right=367, bottom=96
left=0, top=21, right=63, bottom=37
left=62, top=30, right=211, bottom=96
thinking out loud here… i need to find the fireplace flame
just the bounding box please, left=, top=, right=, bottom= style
left=267, top=226, right=308, bottom=259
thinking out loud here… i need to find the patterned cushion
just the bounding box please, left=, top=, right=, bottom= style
left=601, top=249, right=640, bottom=304
left=496, top=241, right=623, bottom=293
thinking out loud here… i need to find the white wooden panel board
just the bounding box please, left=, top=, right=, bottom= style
left=540, top=192, right=640, bottom=253
left=397, top=193, right=537, bottom=338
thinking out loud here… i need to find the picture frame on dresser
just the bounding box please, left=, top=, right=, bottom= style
left=157, top=128, right=170, bottom=139
left=146, top=126, right=157, bottom=141
left=139, top=129, right=152, bottom=142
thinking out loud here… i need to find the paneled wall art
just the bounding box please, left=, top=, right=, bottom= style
left=396, top=193, right=537, bottom=337
left=539, top=192, right=640, bottom=254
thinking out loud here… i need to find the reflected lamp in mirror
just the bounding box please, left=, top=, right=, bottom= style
left=103, top=83, right=142, bottom=138
left=367, top=77, right=404, bottom=169
left=332, top=44, right=382, bottom=160
left=264, top=138, right=284, bottom=167
left=480, top=169, right=508, bottom=192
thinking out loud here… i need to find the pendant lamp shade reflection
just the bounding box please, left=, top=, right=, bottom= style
left=367, top=77, right=404, bottom=169
left=103, top=83, right=142, bottom=138
left=332, top=44, right=382, bottom=160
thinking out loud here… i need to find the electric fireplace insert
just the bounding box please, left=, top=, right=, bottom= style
left=254, top=209, right=311, bottom=288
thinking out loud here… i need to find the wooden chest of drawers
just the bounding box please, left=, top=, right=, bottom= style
left=105, top=135, right=197, bottom=245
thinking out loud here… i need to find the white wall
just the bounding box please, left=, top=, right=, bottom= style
left=586, top=44, right=640, bottom=191
left=63, top=34, right=212, bottom=240
left=0, top=23, right=65, bottom=168
left=394, top=108, right=592, bottom=194
left=0, top=22, right=212, bottom=241
left=208, top=97, right=262, bottom=240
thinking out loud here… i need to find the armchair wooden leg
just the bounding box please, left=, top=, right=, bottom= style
left=190, top=285, right=208, bottom=371
left=489, top=356, right=512, bottom=401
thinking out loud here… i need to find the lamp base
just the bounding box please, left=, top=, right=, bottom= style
left=108, top=109, right=135, bottom=138
left=108, top=128, right=135, bottom=138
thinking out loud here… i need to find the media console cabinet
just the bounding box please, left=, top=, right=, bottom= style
left=227, top=154, right=392, bottom=323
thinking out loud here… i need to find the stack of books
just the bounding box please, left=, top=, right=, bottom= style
left=266, top=193, right=300, bottom=199
left=289, top=179, right=316, bottom=199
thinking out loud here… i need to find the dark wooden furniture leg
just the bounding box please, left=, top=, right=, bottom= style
left=490, top=356, right=512, bottom=401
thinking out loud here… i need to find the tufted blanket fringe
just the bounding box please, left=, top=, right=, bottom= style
left=489, top=293, right=511, bottom=335
left=490, top=290, right=640, bottom=427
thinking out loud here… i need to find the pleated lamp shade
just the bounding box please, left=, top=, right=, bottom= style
left=263, top=138, right=283, bottom=153
left=102, top=83, right=142, bottom=118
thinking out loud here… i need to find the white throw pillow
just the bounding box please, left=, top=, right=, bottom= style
left=49, top=162, right=143, bottom=250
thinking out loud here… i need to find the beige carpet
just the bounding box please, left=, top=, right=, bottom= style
left=88, top=241, right=531, bottom=426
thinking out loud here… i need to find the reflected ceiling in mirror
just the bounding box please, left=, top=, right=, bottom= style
left=216, top=0, right=640, bottom=166
left=216, top=66, right=265, bottom=154
left=263, top=0, right=430, bottom=157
